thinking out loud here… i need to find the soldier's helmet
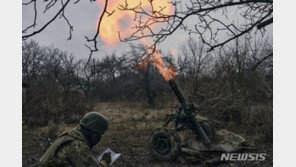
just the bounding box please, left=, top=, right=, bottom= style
left=80, top=112, right=108, bottom=134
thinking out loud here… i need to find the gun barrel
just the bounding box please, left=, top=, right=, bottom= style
left=168, top=79, right=187, bottom=109
left=168, top=79, right=212, bottom=146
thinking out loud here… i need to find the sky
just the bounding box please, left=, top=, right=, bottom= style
left=22, top=0, right=273, bottom=60
left=22, top=0, right=187, bottom=60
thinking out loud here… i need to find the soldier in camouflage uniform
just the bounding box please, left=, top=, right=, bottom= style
left=40, top=112, right=111, bottom=167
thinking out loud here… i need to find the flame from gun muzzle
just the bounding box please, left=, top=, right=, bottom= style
left=95, top=0, right=176, bottom=81
left=96, top=0, right=173, bottom=46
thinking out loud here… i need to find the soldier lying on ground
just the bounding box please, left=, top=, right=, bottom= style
left=40, top=112, right=110, bottom=167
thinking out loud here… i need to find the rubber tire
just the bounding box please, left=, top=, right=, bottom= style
left=149, top=127, right=181, bottom=161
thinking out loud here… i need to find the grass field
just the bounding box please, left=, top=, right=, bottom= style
left=22, top=102, right=272, bottom=167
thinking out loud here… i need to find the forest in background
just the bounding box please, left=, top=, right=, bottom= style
left=22, top=36, right=273, bottom=166
left=22, top=35, right=272, bottom=139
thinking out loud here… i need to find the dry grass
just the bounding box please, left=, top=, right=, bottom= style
left=23, top=101, right=272, bottom=167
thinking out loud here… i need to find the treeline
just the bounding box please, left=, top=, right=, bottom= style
left=22, top=41, right=172, bottom=102
left=23, top=37, right=273, bottom=141
left=22, top=41, right=172, bottom=126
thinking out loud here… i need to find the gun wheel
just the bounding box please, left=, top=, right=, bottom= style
left=149, top=127, right=181, bottom=161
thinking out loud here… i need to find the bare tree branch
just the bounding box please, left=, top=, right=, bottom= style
left=22, top=0, right=71, bottom=40
left=84, top=0, right=115, bottom=69
left=248, top=53, right=272, bottom=70
left=118, top=0, right=273, bottom=52
left=22, top=0, right=37, bottom=33
left=257, top=17, right=273, bottom=29
left=60, top=0, right=73, bottom=40
left=85, top=0, right=114, bottom=51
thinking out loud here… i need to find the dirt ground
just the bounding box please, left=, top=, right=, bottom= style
left=22, top=102, right=272, bottom=167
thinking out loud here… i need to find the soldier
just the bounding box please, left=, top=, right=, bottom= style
left=40, top=112, right=111, bottom=167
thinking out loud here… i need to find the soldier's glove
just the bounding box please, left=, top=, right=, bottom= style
left=102, top=152, right=111, bottom=164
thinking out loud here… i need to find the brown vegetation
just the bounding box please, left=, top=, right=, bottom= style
left=22, top=37, right=272, bottom=166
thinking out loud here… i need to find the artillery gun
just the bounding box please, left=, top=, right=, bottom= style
left=149, top=79, right=249, bottom=164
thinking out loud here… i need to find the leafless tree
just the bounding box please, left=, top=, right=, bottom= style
left=206, top=36, right=273, bottom=103
left=98, top=53, right=128, bottom=81
left=22, top=40, right=46, bottom=84
left=58, top=52, right=81, bottom=94
left=23, top=0, right=272, bottom=60
left=22, top=0, right=115, bottom=62
left=41, top=46, right=63, bottom=81
left=76, top=59, right=97, bottom=99
left=177, top=39, right=210, bottom=77
left=177, top=39, right=212, bottom=95
left=22, top=40, right=90, bottom=125
left=125, top=44, right=158, bottom=106
left=22, top=0, right=75, bottom=40
left=125, top=44, right=176, bottom=106
left=118, top=0, right=273, bottom=53
left=214, top=35, right=272, bottom=74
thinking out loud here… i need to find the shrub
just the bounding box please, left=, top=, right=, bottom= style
left=23, top=79, right=92, bottom=127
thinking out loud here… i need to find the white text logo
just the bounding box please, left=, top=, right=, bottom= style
left=220, top=153, right=266, bottom=161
